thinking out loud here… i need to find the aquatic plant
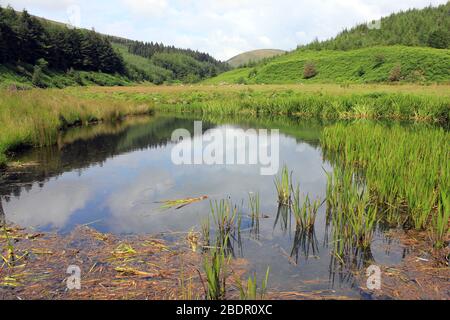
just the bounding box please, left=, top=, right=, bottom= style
left=432, top=190, right=450, bottom=249
left=291, top=185, right=322, bottom=230
left=203, top=236, right=230, bottom=300
left=248, top=192, right=261, bottom=238
left=275, top=165, right=292, bottom=206
left=236, top=266, right=270, bottom=300
left=322, top=122, right=449, bottom=249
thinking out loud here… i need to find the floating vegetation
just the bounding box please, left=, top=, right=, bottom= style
left=112, top=243, right=137, bottom=257
left=187, top=229, right=200, bottom=252
left=0, top=224, right=202, bottom=299
left=157, top=195, right=208, bottom=210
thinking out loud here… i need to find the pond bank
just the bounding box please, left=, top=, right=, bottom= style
left=1, top=84, right=449, bottom=167
left=1, top=223, right=448, bottom=300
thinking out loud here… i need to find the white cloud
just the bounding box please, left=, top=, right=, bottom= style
left=121, top=0, right=169, bottom=17
left=1, top=0, right=448, bottom=60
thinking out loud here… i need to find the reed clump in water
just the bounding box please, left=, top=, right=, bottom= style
left=248, top=192, right=261, bottom=238
left=236, top=266, right=270, bottom=300
left=322, top=123, right=449, bottom=249
left=325, top=167, right=378, bottom=258
left=292, top=185, right=322, bottom=231
left=275, top=165, right=292, bottom=206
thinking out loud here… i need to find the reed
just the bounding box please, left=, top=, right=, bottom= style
left=203, top=236, right=230, bottom=300
left=322, top=123, right=449, bottom=249
left=248, top=192, right=261, bottom=237
left=274, top=165, right=292, bottom=206
left=291, top=185, right=321, bottom=230
left=210, top=200, right=238, bottom=249
left=236, top=267, right=270, bottom=300
left=201, top=217, right=210, bottom=249
left=432, top=190, right=450, bottom=249
left=0, top=89, right=153, bottom=166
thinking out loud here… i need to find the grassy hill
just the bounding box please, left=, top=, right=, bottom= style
left=227, top=49, right=286, bottom=68
left=205, top=3, right=450, bottom=85
left=302, top=2, right=450, bottom=50
left=204, top=46, right=450, bottom=85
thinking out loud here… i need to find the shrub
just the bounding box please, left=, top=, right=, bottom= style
left=428, top=30, right=450, bottom=49
left=32, top=65, right=45, bottom=88
left=388, top=64, right=402, bottom=82
left=303, top=61, right=317, bottom=79
left=236, top=77, right=247, bottom=85
left=373, top=54, right=385, bottom=68
left=356, top=66, right=366, bottom=77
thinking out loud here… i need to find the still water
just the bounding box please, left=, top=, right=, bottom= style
left=0, top=114, right=406, bottom=298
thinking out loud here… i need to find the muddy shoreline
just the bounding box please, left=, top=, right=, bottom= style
left=1, top=224, right=448, bottom=300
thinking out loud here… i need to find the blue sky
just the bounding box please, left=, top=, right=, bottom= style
left=0, top=0, right=447, bottom=60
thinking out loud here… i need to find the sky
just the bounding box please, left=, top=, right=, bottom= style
left=0, top=0, right=447, bottom=61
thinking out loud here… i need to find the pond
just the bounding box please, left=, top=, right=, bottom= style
left=0, top=114, right=408, bottom=299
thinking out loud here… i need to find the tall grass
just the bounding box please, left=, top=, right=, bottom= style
left=0, top=89, right=153, bottom=166
left=210, top=200, right=238, bottom=249
left=292, top=185, right=322, bottom=230
left=203, top=237, right=229, bottom=300
left=248, top=192, right=261, bottom=238
left=236, top=267, right=270, bottom=300
left=322, top=123, right=449, bottom=248
left=275, top=165, right=292, bottom=206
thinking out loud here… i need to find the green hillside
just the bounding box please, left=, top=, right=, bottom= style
left=303, top=2, right=450, bottom=50
left=0, top=6, right=228, bottom=88
left=227, top=49, right=286, bottom=68
left=205, top=3, right=450, bottom=85
left=204, top=46, right=450, bottom=84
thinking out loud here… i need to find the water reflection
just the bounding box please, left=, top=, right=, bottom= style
left=0, top=114, right=406, bottom=298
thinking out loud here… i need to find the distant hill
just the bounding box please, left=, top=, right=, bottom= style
left=227, top=49, right=286, bottom=68
left=205, top=3, right=450, bottom=85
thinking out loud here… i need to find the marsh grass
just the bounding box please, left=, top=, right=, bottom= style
left=236, top=266, right=270, bottom=300
left=322, top=123, right=449, bottom=249
left=210, top=200, right=238, bottom=249
left=432, top=191, right=450, bottom=249
left=292, top=185, right=322, bottom=230
left=275, top=165, right=292, bottom=206
left=248, top=192, right=261, bottom=238
left=203, top=236, right=230, bottom=300
left=0, top=89, right=153, bottom=166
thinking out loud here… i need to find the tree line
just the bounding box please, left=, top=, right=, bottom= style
left=119, top=39, right=230, bottom=82
left=299, top=3, right=450, bottom=51
left=0, top=6, right=126, bottom=74
left=0, top=6, right=229, bottom=85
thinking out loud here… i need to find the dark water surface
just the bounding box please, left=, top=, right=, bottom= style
left=0, top=114, right=407, bottom=298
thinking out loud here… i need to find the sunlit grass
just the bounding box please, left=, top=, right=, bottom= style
left=0, top=89, right=153, bottom=166
left=322, top=123, right=449, bottom=249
